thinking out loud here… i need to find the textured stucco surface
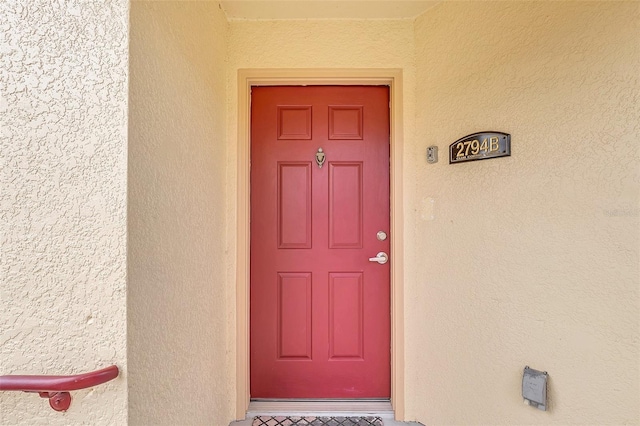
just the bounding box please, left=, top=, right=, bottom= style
left=4, top=2, right=638, bottom=425
left=407, top=2, right=640, bottom=424
left=0, top=0, right=128, bottom=425
left=128, top=2, right=234, bottom=425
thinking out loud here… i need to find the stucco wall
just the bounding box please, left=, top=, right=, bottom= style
left=408, top=2, right=639, bottom=424
left=4, top=2, right=638, bottom=425
left=128, top=2, right=233, bottom=425
left=0, top=1, right=128, bottom=425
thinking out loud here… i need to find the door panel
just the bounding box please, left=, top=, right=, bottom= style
left=277, top=272, right=312, bottom=359
left=329, top=162, right=363, bottom=249
left=250, top=86, right=390, bottom=398
left=329, top=272, right=364, bottom=359
left=277, top=162, right=312, bottom=248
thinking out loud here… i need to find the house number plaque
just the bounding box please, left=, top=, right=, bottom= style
left=449, top=131, right=511, bottom=164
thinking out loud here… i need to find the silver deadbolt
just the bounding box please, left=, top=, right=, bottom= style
left=376, top=231, right=387, bottom=241
left=368, top=252, right=389, bottom=265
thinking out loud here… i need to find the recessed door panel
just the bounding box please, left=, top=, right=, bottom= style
left=278, top=272, right=312, bottom=359
left=329, top=106, right=363, bottom=140
left=329, top=162, right=363, bottom=249
left=278, top=162, right=312, bottom=249
left=329, top=272, right=364, bottom=360
left=277, top=106, right=312, bottom=140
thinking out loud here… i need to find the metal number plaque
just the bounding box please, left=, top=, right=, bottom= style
left=449, top=131, right=511, bottom=164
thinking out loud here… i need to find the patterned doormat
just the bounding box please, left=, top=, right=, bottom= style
left=252, top=416, right=383, bottom=426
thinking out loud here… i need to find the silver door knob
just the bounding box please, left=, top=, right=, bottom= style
left=368, top=252, right=389, bottom=265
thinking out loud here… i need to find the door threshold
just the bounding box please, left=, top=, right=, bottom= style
left=247, top=399, right=394, bottom=419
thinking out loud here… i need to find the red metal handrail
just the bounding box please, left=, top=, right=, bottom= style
left=0, top=365, right=119, bottom=412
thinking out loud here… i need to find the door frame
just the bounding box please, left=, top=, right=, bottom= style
left=235, top=68, right=405, bottom=420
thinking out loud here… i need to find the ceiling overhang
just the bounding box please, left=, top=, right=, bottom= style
left=220, top=1, right=439, bottom=20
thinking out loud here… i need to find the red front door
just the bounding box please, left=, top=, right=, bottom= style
left=250, top=86, right=390, bottom=398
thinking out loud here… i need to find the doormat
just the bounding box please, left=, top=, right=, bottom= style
left=252, top=416, right=383, bottom=426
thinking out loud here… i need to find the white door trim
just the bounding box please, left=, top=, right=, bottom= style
left=235, top=68, right=405, bottom=421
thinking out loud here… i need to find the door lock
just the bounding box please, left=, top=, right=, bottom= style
left=368, top=252, right=389, bottom=265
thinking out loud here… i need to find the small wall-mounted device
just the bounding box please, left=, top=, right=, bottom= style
left=427, top=146, right=438, bottom=164
left=522, top=366, right=548, bottom=411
